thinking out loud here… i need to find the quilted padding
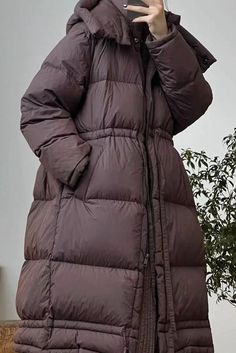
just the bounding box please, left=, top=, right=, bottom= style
left=13, top=1, right=217, bottom=353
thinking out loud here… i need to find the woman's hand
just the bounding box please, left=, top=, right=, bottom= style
left=124, top=0, right=170, bottom=40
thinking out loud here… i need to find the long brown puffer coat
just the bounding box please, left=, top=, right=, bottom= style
left=13, top=1, right=217, bottom=353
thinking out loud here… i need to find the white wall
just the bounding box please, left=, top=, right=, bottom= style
left=0, top=0, right=235, bottom=352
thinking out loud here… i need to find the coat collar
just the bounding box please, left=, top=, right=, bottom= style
left=66, top=0, right=216, bottom=71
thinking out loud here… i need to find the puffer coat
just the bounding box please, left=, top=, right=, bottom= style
left=13, top=1, right=217, bottom=353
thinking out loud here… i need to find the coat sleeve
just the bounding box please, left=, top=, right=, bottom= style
left=145, top=22, right=215, bottom=136
left=20, top=23, right=93, bottom=189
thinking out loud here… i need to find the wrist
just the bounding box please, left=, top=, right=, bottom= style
left=151, top=25, right=171, bottom=40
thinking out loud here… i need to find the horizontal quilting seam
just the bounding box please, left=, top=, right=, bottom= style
left=170, top=265, right=206, bottom=267
left=80, top=134, right=140, bottom=140
left=14, top=342, right=104, bottom=353
left=79, top=127, right=169, bottom=134
left=88, top=78, right=142, bottom=86
left=61, top=196, right=145, bottom=206
left=13, top=342, right=79, bottom=351
left=24, top=258, right=139, bottom=272
left=175, top=319, right=210, bottom=324
left=41, top=61, right=84, bottom=89
left=176, top=326, right=211, bottom=331
left=80, top=127, right=139, bottom=132
left=16, top=319, right=126, bottom=336
left=158, top=319, right=210, bottom=327
left=79, top=127, right=141, bottom=137
left=176, top=345, right=213, bottom=352
left=15, top=326, right=124, bottom=338
left=54, top=326, right=123, bottom=337
left=33, top=196, right=144, bottom=205
left=161, top=65, right=200, bottom=92
left=24, top=259, right=205, bottom=268
left=156, top=198, right=195, bottom=208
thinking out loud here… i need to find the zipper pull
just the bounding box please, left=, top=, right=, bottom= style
left=143, top=252, right=150, bottom=267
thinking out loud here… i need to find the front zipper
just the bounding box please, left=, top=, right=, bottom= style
left=122, top=326, right=129, bottom=353
left=143, top=252, right=150, bottom=267
left=135, top=40, right=157, bottom=353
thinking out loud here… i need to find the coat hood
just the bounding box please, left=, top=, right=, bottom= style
left=66, top=0, right=181, bottom=45
left=66, top=0, right=132, bottom=44
left=66, top=0, right=217, bottom=70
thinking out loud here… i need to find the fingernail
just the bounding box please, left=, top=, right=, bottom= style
left=123, top=4, right=127, bottom=7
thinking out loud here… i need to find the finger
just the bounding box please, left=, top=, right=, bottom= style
left=126, top=5, right=151, bottom=15
left=132, top=14, right=154, bottom=23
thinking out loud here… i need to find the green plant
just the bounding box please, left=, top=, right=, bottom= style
left=180, top=128, right=236, bottom=306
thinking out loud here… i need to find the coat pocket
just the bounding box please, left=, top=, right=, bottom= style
left=75, top=143, right=104, bottom=200
left=61, top=141, right=104, bottom=200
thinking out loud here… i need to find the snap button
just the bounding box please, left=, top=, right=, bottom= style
left=134, top=37, right=139, bottom=43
